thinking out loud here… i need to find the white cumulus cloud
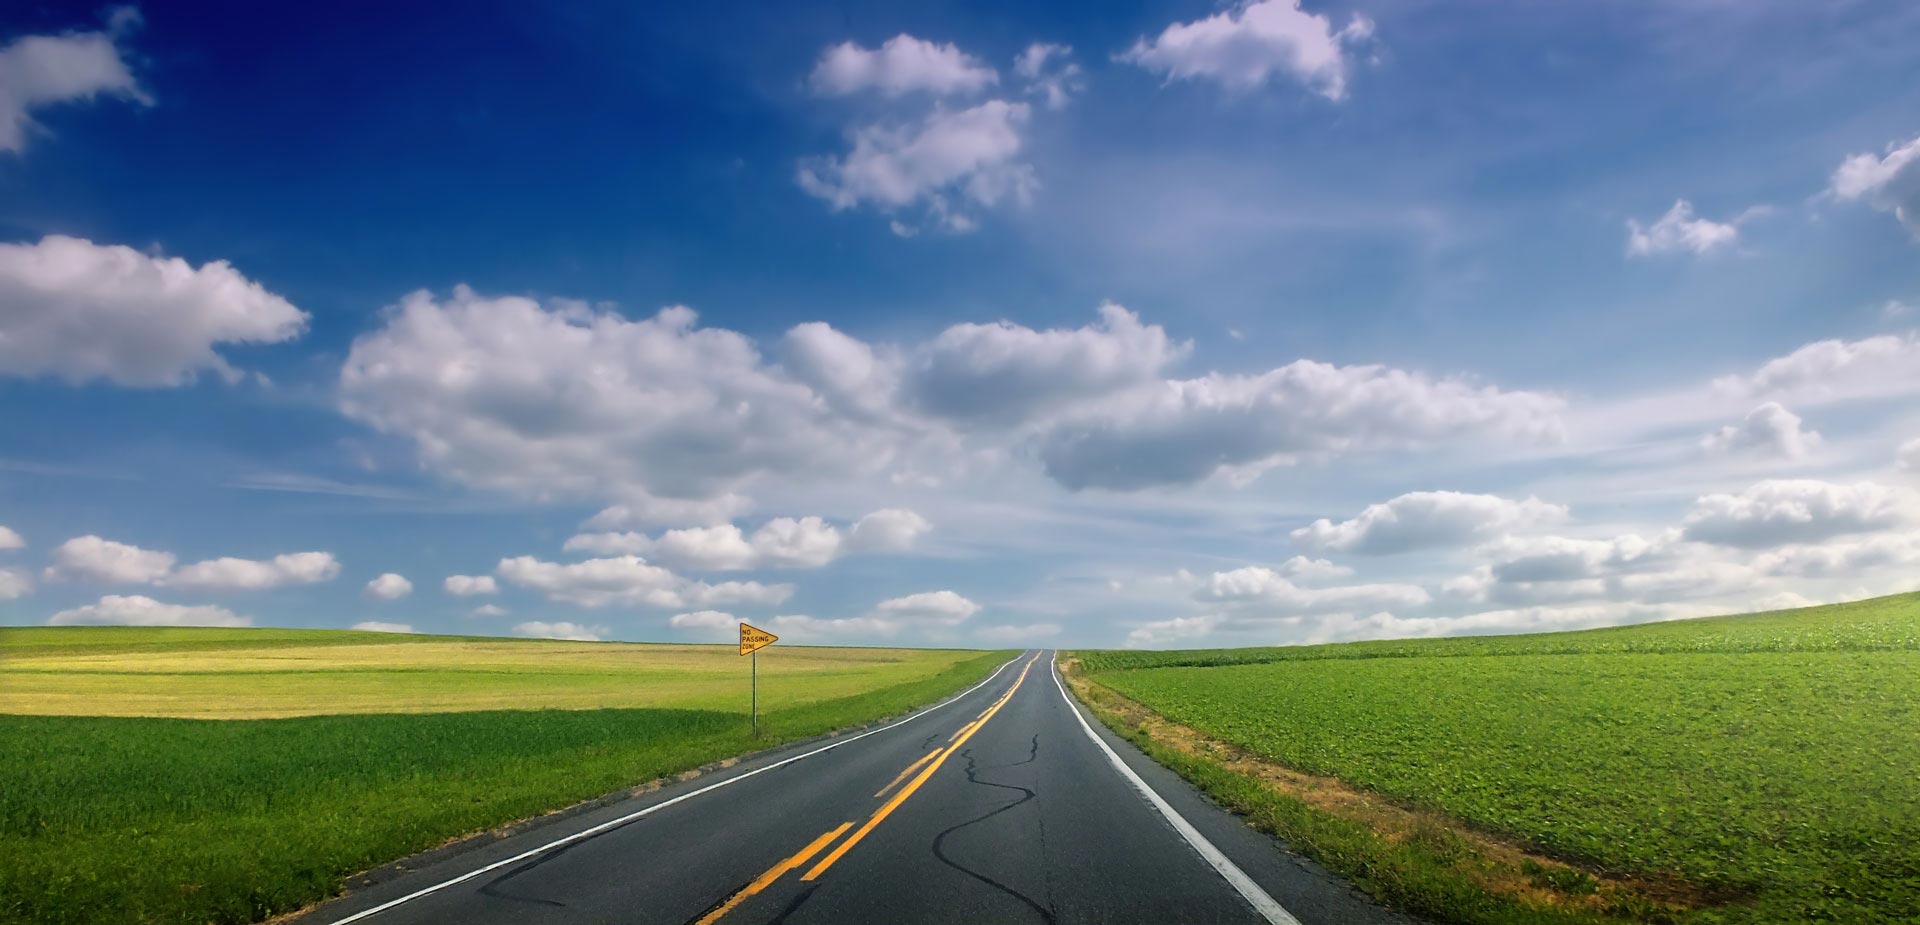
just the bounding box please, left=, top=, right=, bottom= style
left=562, top=532, right=653, bottom=556
left=848, top=508, right=931, bottom=552
left=45, top=535, right=175, bottom=584
left=1037, top=365, right=1564, bottom=490
left=0, top=9, right=149, bottom=153
left=1014, top=43, right=1082, bottom=110
left=1900, top=437, right=1920, bottom=472
left=1274, top=555, right=1353, bottom=583
left=166, top=552, right=340, bottom=591
left=1441, top=533, right=1693, bottom=608
left=1292, top=491, right=1568, bottom=555
left=1482, top=534, right=1673, bottom=584
left=1830, top=133, right=1920, bottom=238
left=444, top=574, right=499, bottom=596
left=753, top=591, right=982, bottom=643
left=48, top=594, right=250, bottom=627
left=798, top=99, right=1035, bottom=234
left=1120, top=0, right=1374, bottom=100
left=1195, top=566, right=1430, bottom=612
left=642, top=524, right=758, bottom=570
left=1303, top=603, right=1709, bottom=645
left=497, top=555, right=684, bottom=608
left=340, top=289, right=884, bottom=508
left=907, top=304, right=1188, bottom=426
left=875, top=589, right=981, bottom=624
left=669, top=609, right=737, bottom=631
left=1755, top=533, right=1920, bottom=578
left=1714, top=333, right=1920, bottom=405
left=1681, top=479, right=1919, bottom=548
left=1124, top=614, right=1220, bottom=649
left=0, top=236, right=308, bottom=386
left=364, top=573, right=413, bottom=600
left=748, top=517, right=845, bottom=568
left=0, top=568, right=31, bottom=600
left=1700, top=402, right=1821, bottom=458
left=810, top=35, right=997, bottom=98
left=337, top=293, right=1569, bottom=503
left=583, top=493, right=752, bottom=531
left=568, top=509, right=926, bottom=570
left=496, top=555, right=792, bottom=610
left=1626, top=199, right=1748, bottom=257
left=0, top=525, right=23, bottom=549
left=782, top=322, right=907, bottom=425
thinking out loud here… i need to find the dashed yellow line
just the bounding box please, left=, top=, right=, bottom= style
left=874, top=748, right=942, bottom=799
left=800, top=654, right=1038, bottom=882
left=692, top=821, right=852, bottom=925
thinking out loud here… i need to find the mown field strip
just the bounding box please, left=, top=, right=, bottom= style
left=0, top=628, right=985, bottom=718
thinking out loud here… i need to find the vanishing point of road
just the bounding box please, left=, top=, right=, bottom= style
left=291, top=652, right=1415, bottom=925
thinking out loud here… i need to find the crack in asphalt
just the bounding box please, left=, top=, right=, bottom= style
left=476, top=838, right=589, bottom=909
left=477, top=786, right=709, bottom=910
left=764, top=884, right=818, bottom=924
left=928, top=738, right=1055, bottom=924
left=678, top=875, right=757, bottom=925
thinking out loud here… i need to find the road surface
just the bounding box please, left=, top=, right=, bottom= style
left=292, top=652, right=1414, bottom=925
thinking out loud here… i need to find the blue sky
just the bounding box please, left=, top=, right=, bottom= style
left=2, top=0, right=1918, bottom=647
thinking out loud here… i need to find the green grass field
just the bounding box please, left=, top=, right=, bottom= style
left=0, top=627, right=1008, bottom=925
left=1075, top=592, right=1920, bottom=925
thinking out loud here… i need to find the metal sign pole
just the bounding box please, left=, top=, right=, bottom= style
left=738, top=622, right=776, bottom=738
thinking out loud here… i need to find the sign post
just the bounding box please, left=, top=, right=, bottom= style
left=738, top=622, right=778, bottom=735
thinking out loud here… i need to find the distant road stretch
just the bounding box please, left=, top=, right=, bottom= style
left=293, top=652, right=1414, bottom=925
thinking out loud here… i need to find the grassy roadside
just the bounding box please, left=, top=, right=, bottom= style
left=1066, top=592, right=1920, bottom=925
left=0, top=647, right=1014, bottom=925
left=1065, top=667, right=1672, bottom=925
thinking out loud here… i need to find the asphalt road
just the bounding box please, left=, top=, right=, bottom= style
left=292, top=652, right=1416, bottom=925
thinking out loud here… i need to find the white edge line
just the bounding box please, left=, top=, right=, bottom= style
left=1049, top=653, right=1302, bottom=925
left=320, top=651, right=1029, bottom=925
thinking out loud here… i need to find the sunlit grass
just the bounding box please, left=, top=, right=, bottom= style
left=0, top=628, right=982, bottom=718
left=0, top=627, right=1009, bottom=924
left=1077, top=591, right=1920, bottom=924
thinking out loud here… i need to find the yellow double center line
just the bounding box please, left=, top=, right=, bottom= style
left=801, top=653, right=1038, bottom=880
left=691, top=823, right=850, bottom=925
left=694, top=653, right=1039, bottom=923
left=873, top=749, right=941, bottom=799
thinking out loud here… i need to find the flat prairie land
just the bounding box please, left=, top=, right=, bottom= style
left=0, top=627, right=1007, bottom=925
left=1073, top=592, right=1920, bottom=925
left=0, top=626, right=983, bottom=718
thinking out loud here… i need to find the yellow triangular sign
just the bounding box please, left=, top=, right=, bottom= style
left=739, top=622, right=778, bottom=656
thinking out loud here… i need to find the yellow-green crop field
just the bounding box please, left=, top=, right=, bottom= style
left=0, top=625, right=984, bottom=718
left=0, top=627, right=1007, bottom=925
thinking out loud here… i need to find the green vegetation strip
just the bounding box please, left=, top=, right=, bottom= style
left=0, top=632, right=1011, bottom=925
left=1073, top=592, right=1920, bottom=925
